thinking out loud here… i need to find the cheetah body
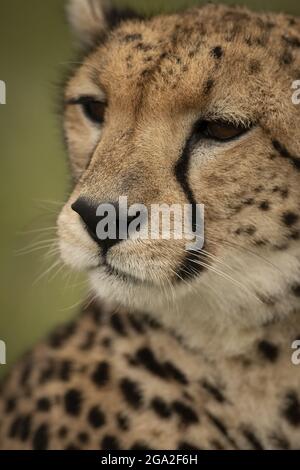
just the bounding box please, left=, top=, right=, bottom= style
left=1, top=301, right=300, bottom=450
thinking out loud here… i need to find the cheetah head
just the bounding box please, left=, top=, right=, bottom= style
left=58, top=0, right=300, bottom=352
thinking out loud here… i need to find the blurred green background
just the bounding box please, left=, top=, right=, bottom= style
left=0, top=0, right=300, bottom=378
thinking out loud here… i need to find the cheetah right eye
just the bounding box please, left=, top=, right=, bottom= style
left=82, top=99, right=106, bottom=125
left=68, top=96, right=107, bottom=125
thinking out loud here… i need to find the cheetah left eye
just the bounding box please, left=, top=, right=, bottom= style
left=195, top=120, right=250, bottom=142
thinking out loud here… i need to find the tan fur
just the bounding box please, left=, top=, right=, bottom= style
left=1, top=1, right=300, bottom=450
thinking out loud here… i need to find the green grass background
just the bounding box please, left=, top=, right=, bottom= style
left=0, top=0, right=300, bottom=378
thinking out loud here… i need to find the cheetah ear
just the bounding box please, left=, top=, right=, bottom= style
left=67, top=0, right=110, bottom=47
left=67, top=0, right=143, bottom=48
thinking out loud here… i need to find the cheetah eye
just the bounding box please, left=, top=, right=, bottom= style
left=68, top=96, right=107, bottom=125
left=82, top=99, right=106, bottom=124
left=194, top=120, right=250, bottom=142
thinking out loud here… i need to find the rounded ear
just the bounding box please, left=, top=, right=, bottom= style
left=66, top=0, right=110, bottom=48
left=66, top=0, right=144, bottom=48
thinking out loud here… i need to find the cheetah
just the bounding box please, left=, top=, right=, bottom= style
left=1, top=0, right=300, bottom=450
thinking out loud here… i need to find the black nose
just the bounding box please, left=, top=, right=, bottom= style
left=71, top=197, right=136, bottom=255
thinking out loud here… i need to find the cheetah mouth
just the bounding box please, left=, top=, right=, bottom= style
left=91, top=260, right=149, bottom=286
left=104, top=262, right=144, bottom=284
left=99, top=254, right=206, bottom=287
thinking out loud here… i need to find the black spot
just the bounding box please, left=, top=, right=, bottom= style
left=177, top=441, right=201, bottom=450
left=142, top=314, right=161, bottom=330
left=101, top=435, right=120, bottom=450
left=110, top=313, right=127, bottom=336
left=65, top=444, right=80, bottom=450
left=292, top=284, right=300, bottom=297
left=172, top=400, right=199, bottom=425
left=249, top=59, right=261, bottom=74
left=19, top=414, right=32, bottom=442
left=164, top=361, right=188, bottom=385
left=211, top=46, right=223, bottom=59
left=9, top=416, right=22, bottom=438
left=78, top=432, right=89, bottom=444
left=259, top=201, right=270, bottom=211
left=64, top=389, right=82, bottom=416
left=242, top=428, right=264, bottom=450
left=136, top=347, right=167, bottom=379
left=5, top=397, right=17, bottom=414
left=203, top=79, right=214, bottom=94
left=88, top=406, right=106, bottom=428
left=270, top=433, right=290, bottom=450
left=116, top=412, right=130, bottom=431
left=282, top=391, right=300, bottom=426
left=210, top=439, right=224, bottom=450
left=126, top=352, right=140, bottom=367
left=182, top=391, right=194, bottom=402
left=282, top=35, right=300, bottom=48
left=88, top=302, right=103, bottom=325
left=206, top=411, right=237, bottom=448
left=151, top=397, right=172, bottom=419
left=281, top=188, right=289, bottom=199
left=128, top=314, right=145, bottom=334
left=245, top=225, right=256, bottom=236
left=58, top=426, right=68, bottom=439
left=201, top=380, right=226, bottom=403
left=130, top=441, right=150, bottom=450
left=280, top=50, right=294, bottom=65
left=39, top=360, right=55, bottom=384
left=48, top=322, right=76, bottom=348
left=102, top=337, right=112, bottom=348
left=282, top=212, right=298, bottom=227
left=59, top=360, right=72, bottom=381
left=91, top=361, right=110, bottom=387
left=32, top=423, right=49, bottom=450
left=20, top=361, right=32, bottom=387
left=290, top=231, right=300, bottom=241
left=120, top=378, right=143, bottom=409
left=37, top=397, right=51, bottom=412
left=257, top=340, right=279, bottom=362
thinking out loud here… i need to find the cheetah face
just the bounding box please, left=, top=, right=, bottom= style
left=58, top=1, right=300, bottom=324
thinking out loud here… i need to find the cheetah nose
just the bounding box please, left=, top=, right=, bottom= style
left=71, top=197, right=135, bottom=255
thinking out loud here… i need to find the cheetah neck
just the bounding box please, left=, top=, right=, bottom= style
left=149, top=244, right=300, bottom=357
